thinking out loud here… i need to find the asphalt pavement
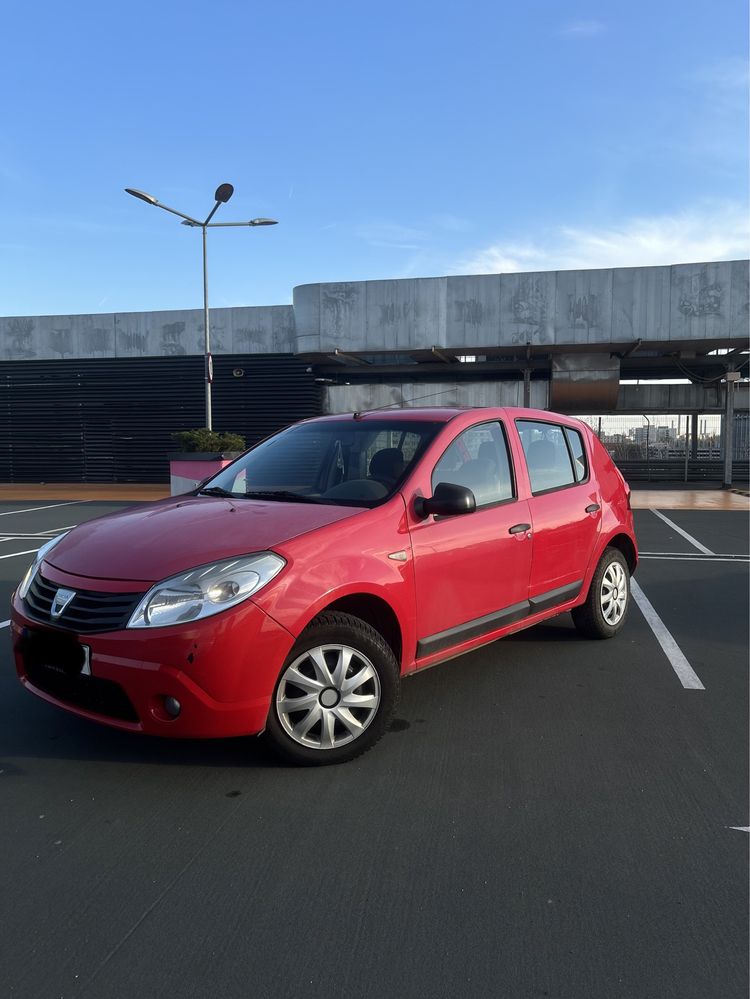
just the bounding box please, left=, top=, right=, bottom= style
left=0, top=500, right=747, bottom=999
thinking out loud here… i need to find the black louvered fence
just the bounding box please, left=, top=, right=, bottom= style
left=0, top=355, right=323, bottom=483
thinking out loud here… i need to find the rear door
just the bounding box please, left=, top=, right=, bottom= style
left=409, top=419, right=533, bottom=659
left=515, top=419, right=601, bottom=602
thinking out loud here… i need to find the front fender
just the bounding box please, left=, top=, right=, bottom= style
left=251, top=501, right=417, bottom=671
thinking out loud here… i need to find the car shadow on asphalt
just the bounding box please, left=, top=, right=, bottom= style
left=0, top=617, right=607, bottom=771
left=0, top=704, right=288, bottom=770
left=502, top=616, right=580, bottom=642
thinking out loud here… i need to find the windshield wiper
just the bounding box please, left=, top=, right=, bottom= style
left=198, top=486, right=238, bottom=498
left=244, top=490, right=321, bottom=504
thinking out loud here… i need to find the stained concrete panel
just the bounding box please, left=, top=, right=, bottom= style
left=228, top=306, right=294, bottom=354
left=613, top=266, right=671, bottom=342
left=728, top=259, right=750, bottom=338
left=319, top=283, right=367, bottom=351
left=499, top=271, right=557, bottom=347
left=669, top=261, right=734, bottom=342
left=365, top=281, right=419, bottom=351
left=359, top=278, right=447, bottom=351
left=445, top=274, right=502, bottom=349
left=324, top=380, right=549, bottom=414
left=411, top=277, right=448, bottom=348
left=292, top=284, right=321, bottom=353
left=554, top=269, right=614, bottom=345
left=114, top=310, right=203, bottom=357
left=270, top=306, right=296, bottom=353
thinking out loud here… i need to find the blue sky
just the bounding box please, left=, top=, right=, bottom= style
left=1, top=0, right=747, bottom=316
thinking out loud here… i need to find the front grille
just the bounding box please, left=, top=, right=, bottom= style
left=25, top=572, right=144, bottom=634
left=21, top=631, right=139, bottom=723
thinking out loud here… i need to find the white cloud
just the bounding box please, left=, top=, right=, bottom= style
left=456, top=203, right=750, bottom=274
left=561, top=20, right=605, bottom=37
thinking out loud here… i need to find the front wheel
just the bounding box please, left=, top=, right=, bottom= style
left=571, top=548, right=631, bottom=640
left=264, top=611, right=400, bottom=765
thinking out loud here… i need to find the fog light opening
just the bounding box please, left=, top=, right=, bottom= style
left=163, top=696, right=182, bottom=718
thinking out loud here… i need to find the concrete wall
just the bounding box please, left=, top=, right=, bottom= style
left=324, top=381, right=749, bottom=416
left=0, top=306, right=295, bottom=360
left=295, top=260, right=749, bottom=353
left=3, top=260, right=747, bottom=361
left=617, top=382, right=749, bottom=414
left=324, top=381, right=550, bottom=413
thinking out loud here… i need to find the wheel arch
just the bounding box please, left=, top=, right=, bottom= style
left=605, top=532, right=638, bottom=574
left=307, top=593, right=403, bottom=669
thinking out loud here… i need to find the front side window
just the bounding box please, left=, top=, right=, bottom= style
left=204, top=419, right=440, bottom=508
left=516, top=420, right=577, bottom=494
left=431, top=422, right=515, bottom=507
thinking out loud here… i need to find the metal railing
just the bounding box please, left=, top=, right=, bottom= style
left=574, top=414, right=748, bottom=482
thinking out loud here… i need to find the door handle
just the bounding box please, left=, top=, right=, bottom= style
left=585, top=503, right=601, bottom=514
left=509, top=523, right=531, bottom=535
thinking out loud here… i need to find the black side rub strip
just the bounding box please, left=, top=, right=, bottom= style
left=528, top=579, right=582, bottom=613
left=416, top=579, right=583, bottom=657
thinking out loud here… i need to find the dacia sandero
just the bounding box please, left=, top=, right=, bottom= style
left=11, top=407, right=637, bottom=765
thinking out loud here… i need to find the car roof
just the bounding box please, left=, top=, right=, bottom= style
left=304, top=406, right=586, bottom=426
left=306, top=408, right=469, bottom=424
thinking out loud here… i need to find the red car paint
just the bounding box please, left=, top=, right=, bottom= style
left=11, top=407, right=637, bottom=738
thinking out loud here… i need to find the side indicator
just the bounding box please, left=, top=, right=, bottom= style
left=387, top=551, right=408, bottom=562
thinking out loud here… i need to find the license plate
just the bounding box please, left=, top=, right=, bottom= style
left=23, top=630, right=92, bottom=678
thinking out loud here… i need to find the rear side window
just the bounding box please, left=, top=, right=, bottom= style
left=564, top=427, right=588, bottom=483
left=432, top=421, right=515, bottom=507
left=516, top=420, right=576, bottom=494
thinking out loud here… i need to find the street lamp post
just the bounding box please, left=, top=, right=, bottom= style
left=125, top=184, right=277, bottom=431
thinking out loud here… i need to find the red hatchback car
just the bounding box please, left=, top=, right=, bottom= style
left=11, top=407, right=637, bottom=765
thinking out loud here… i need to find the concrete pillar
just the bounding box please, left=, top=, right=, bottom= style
left=690, top=413, right=698, bottom=459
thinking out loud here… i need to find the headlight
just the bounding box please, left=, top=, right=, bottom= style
left=17, top=533, right=68, bottom=600
left=127, top=552, right=285, bottom=629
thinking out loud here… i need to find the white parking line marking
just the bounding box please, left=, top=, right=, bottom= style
left=0, top=548, right=41, bottom=561
left=0, top=501, right=85, bottom=518
left=0, top=620, right=10, bottom=629
left=649, top=508, right=714, bottom=555
left=630, top=578, right=705, bottom=690
left=728, top=826, right=750, bottom=833
left=0, top=525, right=77, bottom=543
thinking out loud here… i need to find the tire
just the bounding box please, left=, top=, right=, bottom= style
left=571, top=547, right=631, bottom=640
left=264, top=611, right=400, bottom=765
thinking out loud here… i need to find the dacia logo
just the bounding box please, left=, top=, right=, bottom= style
left=51, top=588, right=76, bottom=619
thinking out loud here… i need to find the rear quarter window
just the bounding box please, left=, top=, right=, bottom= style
left=564, top=427, right=588, bottom=483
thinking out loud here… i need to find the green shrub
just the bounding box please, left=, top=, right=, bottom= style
left=171, top=428, right=246, bottom=453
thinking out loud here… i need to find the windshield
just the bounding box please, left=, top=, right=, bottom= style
left=201, top=419, right=441, bottom=507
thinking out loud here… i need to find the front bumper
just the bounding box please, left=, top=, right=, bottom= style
left=10, top=573, right=296, bottom=739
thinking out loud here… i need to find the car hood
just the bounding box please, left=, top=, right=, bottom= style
left=46, top=496, right=361, bottom=583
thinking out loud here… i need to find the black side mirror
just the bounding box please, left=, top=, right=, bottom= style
left=415, top=481, right=476, bottom=519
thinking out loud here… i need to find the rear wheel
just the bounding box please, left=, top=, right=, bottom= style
left=572, top=548, right=630, bottom=640
left=265, top=611, right=399, bottom=765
